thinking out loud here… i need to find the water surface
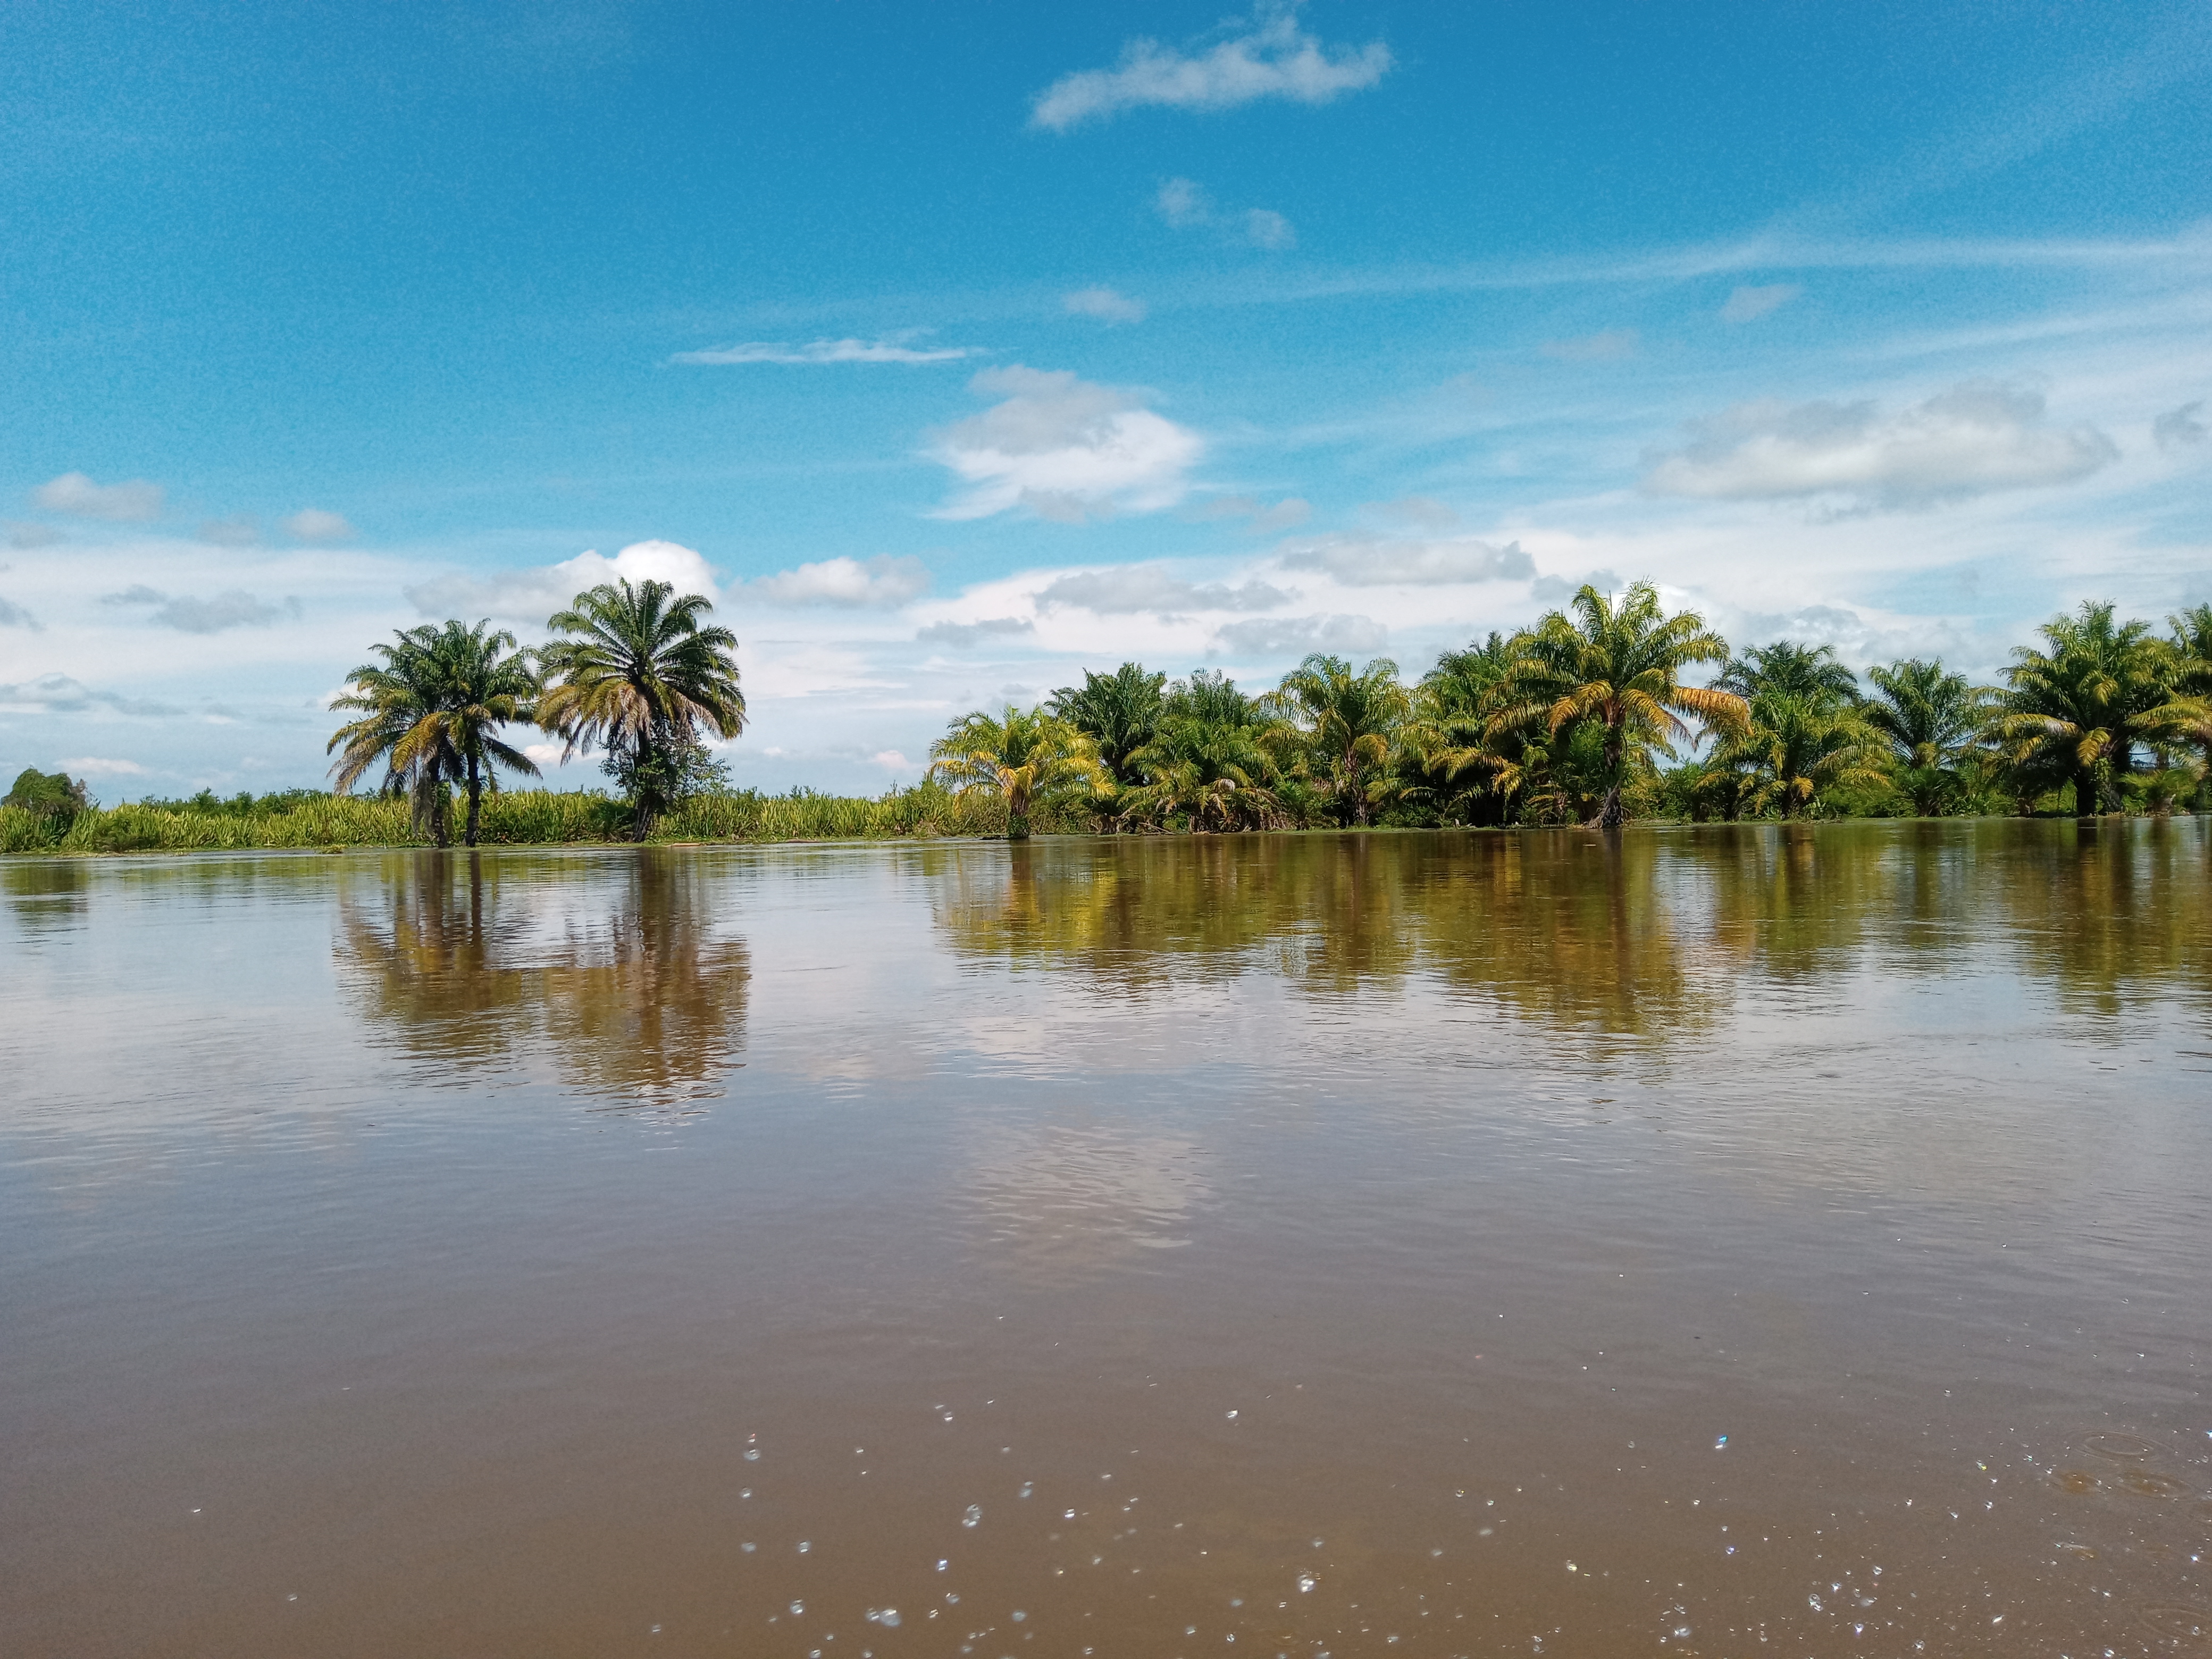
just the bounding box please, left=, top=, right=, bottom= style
left=4, top=822, right=2210, bottom=1656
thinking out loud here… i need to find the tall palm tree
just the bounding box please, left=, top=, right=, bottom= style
left=1863, top=658, right=1991, bottom=817
left=1121, top=713, right=1283, bottom=832
left=927, top=706, right=1106, bottom=840
left=1404, top=633, right=1529, bottom=824
left=536, top=578, right=745, bottom=838
left=2169, top=604, right=2212, bottom=808
left=1260, top=654, right=1410, bottom=826
left=1048, top=662, right=1166, bottom=787
left=1992, top=601, right=2203, bottom=816
left=1717, top=640, right=1861, bottom=705
left=425, top=619, right=542, bottom=845
left=328, top=625, right=460, bottom=845
left=1499, top=582, right=1747, bottom=828
left=1715, top=691, right=1886, bottom=818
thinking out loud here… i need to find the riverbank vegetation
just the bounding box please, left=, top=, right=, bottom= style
left=6, top=583, right=2209, bottom=855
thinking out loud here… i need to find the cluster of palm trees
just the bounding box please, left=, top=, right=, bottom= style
left=329, top=578, right=744, bottom=844
left=928, top=584, right=2212, bottom=834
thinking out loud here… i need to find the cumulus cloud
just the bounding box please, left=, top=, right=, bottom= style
left=917, top=616, right=1035, bottom=647
left=0, top=594, right=39, bottom=630
left=59, top=756, right=147, bottom=778
left=928, top=365, right=1202, bottom=522
left=283, top=508, right=353, bottom=542
left=671, top=337, right=978, bottom=365
left=1279, top=532, right=1535, bottom=586
left=33, top=472, right=165, bottom=521
left=406, top=539, right=721, bottom=623
left=1719, top=283, right=1802, bottom=324
left=6, top=521, right=64, bottom=548
left=1541, top=329, right=1639, bottom=363
left=104, top=585, right=303, bottom=633
left=0, top=674, right=177, bottom=718
left=2154, top=400, right=2206, bottom=449
left=749, top=555, right=931, bottom=608
left=1036, top=564, right=1288, bottom=617
left=1211, top=613, right=1386, bottom=657
left=1645, top=380, right=2119, bottom=510
left=1030, top=1, right=1392, bottom=131
left=1064, top=287, right=1147, bottom=325
left=1153, top=177, right=1295, bottom=248
left=1531, top=568, right=1624, bottom=604
left=198, top=515, right=261, bottom=547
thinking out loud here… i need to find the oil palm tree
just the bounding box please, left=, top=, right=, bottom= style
left=1715, top=691, right=1886, bottom=818
left=1260, top=654, right=1410, bottom=826
left=927, top=706, right=1106, bottom=840
left=1499, top=581, right=1747, bottom=828
left=328, top=625, right=462, bottom=844
left=1048, top=662, right=1166, bottom=787
left=1992, top=601, right=2203, bottom=816
left=424, top=619, right=542, bottom=845
left=536, top=578, right=745, bottom=838
left=1718, top=640, right=1861, bottom=706
left=1863, top=658, right=1992, bottom=817
left=1121, top=713, right=1283, bottom=832
left=1403, top=633, right=1530, bottom=824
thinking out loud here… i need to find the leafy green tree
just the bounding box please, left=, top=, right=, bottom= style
left=4, top=768, right=89, bottom=822
left=1715, top=691, right=1886, bottom=817
left=537, top=578, right=746, bottom=839
left=1048, top=662, right=1166, bottom=786
left=927, top=706, right=1106, bottom=840
left=1992, top=601, right=2205, bottom=816
left=1717, top=640, right=1861, bottom=705
left=1863, top=658, right=1993, bottom=816
left=1121, top=711, right=1283, bottom=832
left=1499, top=582, right=1747, bottom=828
left=1260, top=653, right=1410, bottom=826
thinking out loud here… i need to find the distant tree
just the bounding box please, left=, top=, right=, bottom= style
left=4, top=768, right=89, bottom=822
left=1863, top=658, right=1993, bottom=816
left=1049, top=663, right=1167, bottom=787
left=1406, top=632, right=1530, bottom=824
left=1261, top=654, right=1410, bottom=826
left=1714, top=691, right=1886, bottom=818
left=1498, top=582, right=1747, bottom=828
left=1162, top=667, right=1257, bottom=728
left=928, top=706, right=1106, bottom=840
left=537, top=578, right=745, bottom=839
left=1718, top=640, right=1861, bottom=706
left=1122, top=710, right=1282, bottom=832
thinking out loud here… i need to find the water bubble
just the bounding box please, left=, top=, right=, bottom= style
left=1226, top=1410, right=1238, bottom=1420
left=797, top=1541, right=810, bottom=1554
left=962, top=1505, right=982, bottom=1528
left=1012, top=1611, right=1026, bottom=1622
left=790, top=1602, right=805, bottom=1615
left=936, top=1560, right=948, bottom=1571
left=866, top=1608, right=901, bottom=1628
left=744, top=1449, right=760, bottom=1462
left=1714, top=1435, right=1728, bottom=1450
left=1063, top=1510, right=1076, bottom=1520
left=742, top=1543, right=756, bottom=1554
left=1297, top=1574, right=1317, bottom=1593
left=1019, top=1484, right=1033, bottom=1498
left=740, top=1489, right=751, bottom=1499
left=945, top=1594, right=959, bottom=1605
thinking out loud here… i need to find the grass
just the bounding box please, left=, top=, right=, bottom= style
left=0, top=784, right=1059, bottom=856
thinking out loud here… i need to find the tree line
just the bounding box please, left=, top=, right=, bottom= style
left=929, top=582, right=2212, bottom=836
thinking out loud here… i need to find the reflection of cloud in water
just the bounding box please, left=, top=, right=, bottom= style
left=336, top=849, right=749, bottom=1110
left=963, top=1123, right=1208, bottom=1284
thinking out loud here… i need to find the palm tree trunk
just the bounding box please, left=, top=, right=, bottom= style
left=1590, top=731, right=1627, bottom=828
left=465, top=754, right=483, bottom=848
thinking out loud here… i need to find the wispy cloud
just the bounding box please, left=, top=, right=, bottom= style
left=1036, top=564, right=1288, bottom=617
left=750, top=555, right=931, bottom=608
left=2154, top=400, right=2206, bottom=450
left=6, top=521, right=64, bottom=549
left=917, top=616, right=1035, bottom=648
left=103, top=585, right=304, bottom=633
left=33, top=472, right=164, bottom=521
left=1154, top=177, right=1296, bottom=249
left=927, top=365, right=1202, bottom=522
left=198, top=515, right=261, bottom=547
left=1064, top=287, right=1147, bottom=325
left=283, top=508, right=353, bottom=542
left=1211, top=613, right=1386, bottom=657
left=59, top=755, right=147, bottom=778
left=0, top=594, right=39, bottom=630
left=1719, top=282, right=1802, bottom=323
left=1541, top=328, right=1639, bottom=363
left=1645, top=380, right=2119, bottom=510
left=1279, top=533, right=1535, bottom=586
left=0, top=673, right=178, bottom=718
left=1030, top=1, right=1392, bottom=132
left=671, top=337, right=980, bottom=365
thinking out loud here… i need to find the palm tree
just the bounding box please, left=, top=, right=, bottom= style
left=1715, top=691, right=1886, bottom=818
left=425, top=619, right=542, bottom=845
left=1499, top=582, right=1747, bottom=828
left=1404, top=633, right=1529, bottom=824
left=1260, top=654, right=1410, bottom=826
left=1717, top=641, right=1861, bottom=705
left=2169, top=604, right=2212, bottom=808
left=1121, top=713, right=1283, bottom=832
left=927, top=706, right=1106, bottom=839
left=328, top=625, right=462, bottom=844
left=1048, top=662, right=1166, bottom=787
left=536, top=578, right=745, bottom=839
left=1862, top=658, right=1992, bottom=817
left=1992, top=601, right=2203, bottom=816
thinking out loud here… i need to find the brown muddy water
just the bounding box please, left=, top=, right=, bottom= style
left=3, top=820, right=2210, bottom=1658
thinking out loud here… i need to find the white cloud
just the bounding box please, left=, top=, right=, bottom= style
left=58, top=756, right=147, bottom=777
left=1645, top=379, right=2120, bottom=509
left=406, top=539, right=722, bottom=622
left=1278, top=532, right=1535, bottom=586
left=198, top=515, right=261, bottom=547
left=1186, top=495, right=1312, bottom=530
left=33, top=472, right=165, bottom=521
left=0, top=594, right=38, bottom=630
left=1719, top=283, right=1803, bottom=323
left=103, top=585, right=303, bottom=633
left=872, top=749, right=914, bottom=770
left=750, top=555, right=931, bottom=608
left=917, top=616, right=1035, bottom=648
left=1156, top=176, right=1211, bottom=227
left=1243, top=208, right=1296, bottom=250
left=2154, top=400, right=2206, bottom=449
left=1064, top=287, right=1147, bottom=325
left=1211, top=613, right=1386, bottom=657
left=671, top=337, right=978, bottom=365
left=7, top=521, right=65, bottom=548
left=1541, top=329, right=1640, bottom=363
left=0, top=674, right=178, bottom=717
left=283, top=508, right=354, bottom=542
left=1531, top=567, right=1624, bottom=604
left=1036, top=564, right=1288, bottom=616
left=927, top=365, right=1202, bottom=522
left=1030, top=2, right=1393, bottom=131
left=522, top=741, right=567, bottom=768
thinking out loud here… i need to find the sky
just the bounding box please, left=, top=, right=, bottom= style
left=2, top=0, right=2209, bottom=799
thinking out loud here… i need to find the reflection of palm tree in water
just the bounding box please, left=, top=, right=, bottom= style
left=337, top=849, right=749, bottom=1105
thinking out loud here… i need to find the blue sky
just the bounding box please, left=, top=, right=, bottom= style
left=3, top=0, right=2208, bottom=797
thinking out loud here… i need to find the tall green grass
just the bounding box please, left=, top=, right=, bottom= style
left=0, top=784, right=1062, bottom=856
